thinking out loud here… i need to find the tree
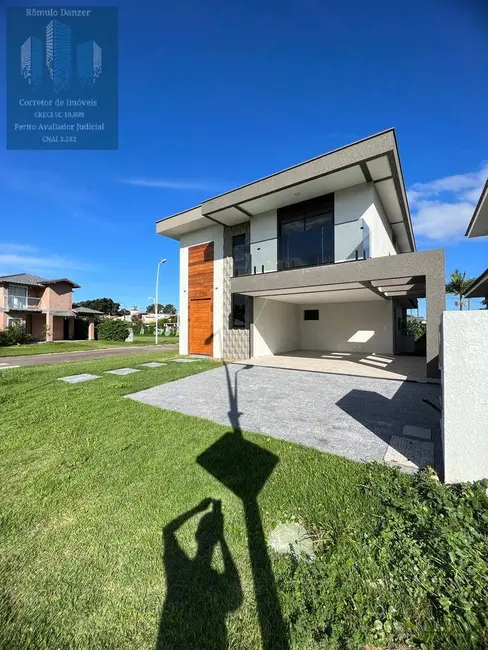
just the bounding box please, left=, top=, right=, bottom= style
left=162, top=303, right=177, bottom=314
left=146, top=303, right=164, bottom=314
left=446, top=270, right=476, bottom=311
left=74, top=298, right=121, bottom=315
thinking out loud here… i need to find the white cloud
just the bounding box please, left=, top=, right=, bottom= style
left=122, top=178, right=220, bottom=191
left=409, top=164, right=488, bottom=242
left=0, top=243, right=37, bottom=253
left=0, top=243, right=92, bottom=274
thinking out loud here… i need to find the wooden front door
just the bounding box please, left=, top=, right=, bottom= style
left=188, top=242, right=214, bottom=355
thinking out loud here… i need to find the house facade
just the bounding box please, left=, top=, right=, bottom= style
left=156, top=130, right=445, bottom=380
left=0, top=273, right=100, bottom=341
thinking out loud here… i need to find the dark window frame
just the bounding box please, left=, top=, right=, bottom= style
left=303, top=309, right=319, bottom=321
left=232, top=233, right=247, bottom=277
left=277, top=194, right=335, bottom=271
left=231, top=293, right=246, bottom=329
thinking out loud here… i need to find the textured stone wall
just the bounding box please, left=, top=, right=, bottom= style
left=222, top=222, right=252, bottom=360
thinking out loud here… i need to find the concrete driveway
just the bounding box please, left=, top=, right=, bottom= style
left=128, top=364, right=442, bottom=473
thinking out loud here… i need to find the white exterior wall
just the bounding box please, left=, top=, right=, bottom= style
left=253, top=298, right=300, bottom=356
left=299, top=301, right=394, bottom=354
left=179, top=224, right=224, bottom=357
left=368, top=187, right=396, bottom=257
left=442, top=311, right=488, bottom=483
left=334, top=183, right=396, bottom=262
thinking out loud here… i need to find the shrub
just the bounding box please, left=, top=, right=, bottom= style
left=0, top=325, right=33, bottom=347
left=96, top=318, right=130, bottom=342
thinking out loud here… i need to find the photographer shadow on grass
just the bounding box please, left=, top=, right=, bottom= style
left=156, top=497, right=243, bottom=650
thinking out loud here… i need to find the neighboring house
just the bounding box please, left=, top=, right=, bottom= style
left=156, top=129, right=445, bottom=380
left=465, top=179, right=488, bottom=304
left=0, top=273, right=102, bottom=341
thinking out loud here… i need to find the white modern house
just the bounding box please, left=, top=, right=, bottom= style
left=156, top=130, right=445, bottom=380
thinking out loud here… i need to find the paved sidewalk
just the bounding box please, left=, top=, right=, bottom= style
left=0, top=344, right=178, bottom=367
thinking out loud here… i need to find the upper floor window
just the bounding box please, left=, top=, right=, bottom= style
left=232, top=234, right=247, bottom=276
left=277, top=194, right=334, bottom=270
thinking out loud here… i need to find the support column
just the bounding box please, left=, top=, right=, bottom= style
left=45, top=313, right=54, bottom=342
left=425, top=255, right=445, bottom=380
left=68, top=318, right=75, bottom=340
left=88, top=319, right=95, bottom=341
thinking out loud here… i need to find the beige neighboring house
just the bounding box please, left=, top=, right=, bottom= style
left=0, top=273, right=102, bottom=341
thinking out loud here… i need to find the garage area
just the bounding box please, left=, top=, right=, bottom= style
left=247, top=289, right=426, bottom=381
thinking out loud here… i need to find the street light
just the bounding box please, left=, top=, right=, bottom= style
left=155, top=258, right=167, bottom=345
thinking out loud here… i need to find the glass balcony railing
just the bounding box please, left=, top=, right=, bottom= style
left=5, top=295, right=42, bottom=309
left=233, top=220, right=370, bottom=277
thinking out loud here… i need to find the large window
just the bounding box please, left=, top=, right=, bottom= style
left=231, top=293, right=246, bottom=329
left=277, top=194, right=334, bottom=270
left=232, top=234, right=247, bottom=277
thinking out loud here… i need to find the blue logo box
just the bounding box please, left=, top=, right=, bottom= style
left=6, top=7, right=118, bottom=150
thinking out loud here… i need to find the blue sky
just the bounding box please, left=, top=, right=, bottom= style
left=1, top=0, right=487, bottom=312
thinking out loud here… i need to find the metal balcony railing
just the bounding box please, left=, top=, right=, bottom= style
left=5, top=295, right=42, bottom=309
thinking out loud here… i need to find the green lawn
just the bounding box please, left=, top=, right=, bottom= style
left=1, top=353, right=487, bottom=649
left=0, top=336, right=178, bottom=357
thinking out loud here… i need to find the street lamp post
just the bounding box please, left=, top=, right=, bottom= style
left=155, top=258, right=167, bottom=345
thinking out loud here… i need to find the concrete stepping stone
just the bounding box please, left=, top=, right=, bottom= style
left=174, top=358, right=198, bottom=363
left=139, top=362, right=167, bottom=368
left=384, top=435, right=434, bottom=471
left=105, top=368, right=140, bottom=375
left=402, top=424, right=431, bottom=440
left=268, top=523, right=315, bottom=561
left=58, top=373, right=101, bottom=384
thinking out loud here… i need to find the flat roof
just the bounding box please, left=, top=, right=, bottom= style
left=465, top=179, right=488, bottom=238
left=156, top=128, right=416, bottom=253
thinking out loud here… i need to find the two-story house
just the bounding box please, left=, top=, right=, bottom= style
left=0, top=273, right=100, bottom=341
left=156, top=129, right=445, bottom=380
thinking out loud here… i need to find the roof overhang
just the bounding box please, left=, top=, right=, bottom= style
left=465, top=180, right=488, bottom=238
left=465, top=268, right=488, bottom=299
left=41, top=278, right=81, bottom=288
left=156, top=129, right=416, bottom=252
left=42, top=309, right=77, bottom=317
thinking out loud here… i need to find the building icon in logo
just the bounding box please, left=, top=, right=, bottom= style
left=46, top=19, right=71, bottom=93
left=21, top=36, right=42, bottom=88
left=77, top=40, right=102, bottom=86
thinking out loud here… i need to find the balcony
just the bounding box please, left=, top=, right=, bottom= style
left=5, top=295, right=42, bottom=310
left=233, top=220, right=370, bottom=277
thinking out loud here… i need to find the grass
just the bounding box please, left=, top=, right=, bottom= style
left=1, top=353, right=487, bottom=649
left=0, top=336, right=178, bottom=357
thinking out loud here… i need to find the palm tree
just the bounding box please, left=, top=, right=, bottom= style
left=446, top=269, right=477, bottom=310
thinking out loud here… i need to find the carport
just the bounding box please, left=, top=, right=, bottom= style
left=231, top=249, right=445, bottom=381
